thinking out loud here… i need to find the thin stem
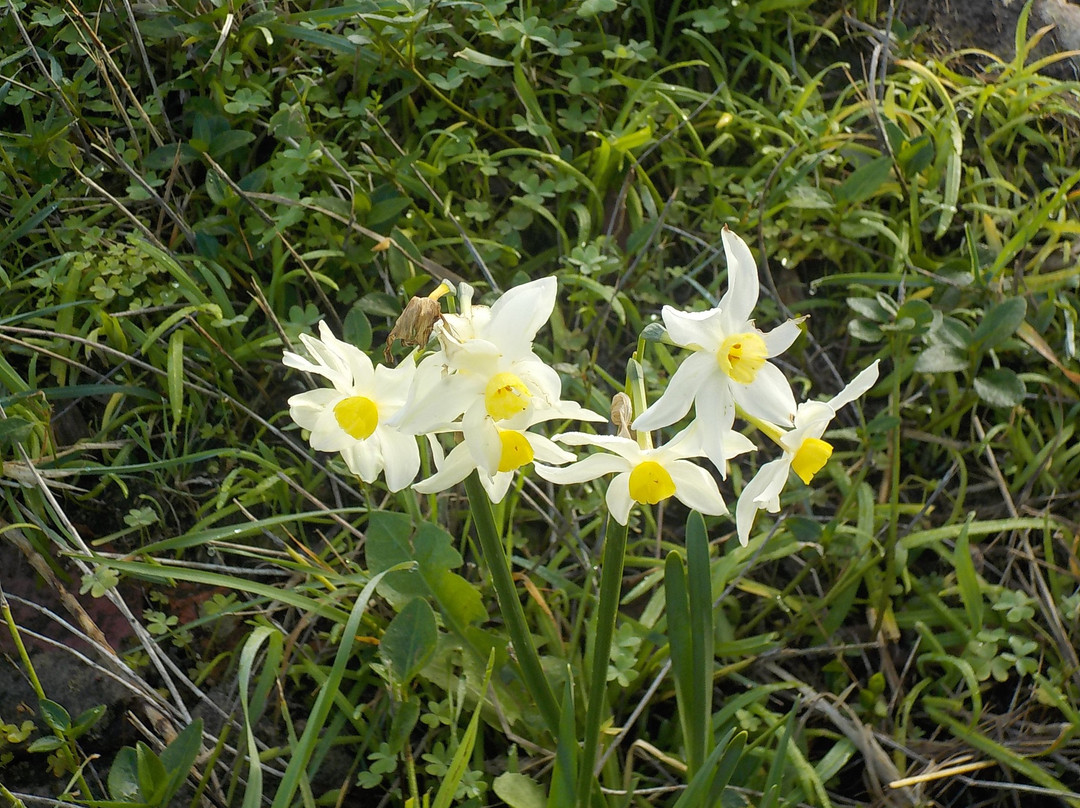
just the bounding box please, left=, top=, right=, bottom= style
left=464, top=472, right=560, bottom=737
left=0, top=582, right=45, bottom=700
left=576, top=516, right=630, bottom=806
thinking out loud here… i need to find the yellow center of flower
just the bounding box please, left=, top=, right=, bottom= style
left=791, top=437, right=833, bottom=484
left=484, top=372, right=532, bottom=421
left=717, top=331, right=768, bottom=384
left=333, top=396, right=379, bottom=440
left=497, top=429, right=534, bottom=472
left=628, top=461, right=676, bottom=505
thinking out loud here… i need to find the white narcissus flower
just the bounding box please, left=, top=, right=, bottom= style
left=391, top=277, right=604, bottom=478
left=413, top=410, right=578, bottom=504
left=391, top=277, right=569, bottom=437
left=534, top=426, right=754, bottom=526
left=283, top=321, right=420, bottom=491
left=735, top=360, right=880, bottom=546
left=632, top=227, right=804, bottom=473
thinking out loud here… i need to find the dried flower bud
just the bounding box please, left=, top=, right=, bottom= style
left=610, top=392, right=634, bottom=440
left=384, top=282, right=451, bottom=362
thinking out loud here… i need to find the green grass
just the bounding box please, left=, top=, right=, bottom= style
left=2, top=0, right=1080, bottom=806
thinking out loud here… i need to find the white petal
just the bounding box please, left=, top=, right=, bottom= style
left=282, top=349, right=328, bottom=377
left=691, top=374, right=737, bottom=473
left=445, top=338, right=502, bottom=375
left=373, top=356, right=419, bottom=407
left=758, top=456, right=791, bottom=505
left=724, top=431, right=756, bottom=459
left=340, top=439, right=382, bottom=484
left=532, top=399, right=607, bottom=425
left=735, top=458, right=787, bottom=546
left=378, top=429, right=421, bottom=492
left=761, top=318, right=804, bottom=357
left=462, top=404, right=501, bottom=476
left=481, top=471, right=515, bottom=504
left=828, top=360, right=880, bottom=413
left=515, top=358, right=565, bottom=405
left=733, top=362, right=797, bottom=426
left=486, top=277, right=557, bottom=358
left=717, top=228, right=760, bottom=331
left=662, top=306, right=726, bottom=351
left=604, top=473, right=634, bottom=525
left=413, top=442, right=475, bottom=494
left=534, top=453, right=628, bottom=485
left=551, top=432, right=642, bottom=462
left=790, top=401, right=834, bottom=436
left=309, top=407, right=350, bottom=451
left=668, top=460, right=727, bottom=516
left=527, top=433, right=576, bottom=465
left=288, top=388, right=341, bottom=430
left=632, top=351, right=716, bottom=432
left=392, top=374, right=480, bottom=434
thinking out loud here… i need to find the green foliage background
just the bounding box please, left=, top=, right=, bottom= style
left=2, top=0, right=1080, bottom=804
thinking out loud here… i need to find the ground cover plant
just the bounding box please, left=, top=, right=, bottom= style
left=1, top=0, right=1080, bottom=805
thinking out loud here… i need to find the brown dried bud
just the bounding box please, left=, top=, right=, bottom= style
left=610, top=392, right=634, bottom=440
left=384, top=282, right=452, bottom=363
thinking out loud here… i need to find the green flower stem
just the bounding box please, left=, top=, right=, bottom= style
left=735, top=404, right=786, bottom=444
left=464, top=472, right=561, bottom=737
left=576, top=515, right=630, bottom=807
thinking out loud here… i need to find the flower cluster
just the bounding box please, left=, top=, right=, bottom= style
left=283, top=228, right=879, bottom=544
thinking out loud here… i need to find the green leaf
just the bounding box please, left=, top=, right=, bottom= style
left=493, top=772, right=545, bottom=808
left=456, top=47, right=514, bottom=67
left=108, top=747, right=142, bottom=802
left=953, top=514, right=982, bottom=632
left=664, top=551, right=694, bottom=767
left=835, top=155, right=893, bottom=206
left=0, top=416, right=33, bottom=450
left=671, top=728, right=744, bottom=808
left=915, top=343, right=968, bottom=373
left=547, top=675, right=577, bottom=808
left=26, top=735, right=65, bottom=753
left=685, top=511, right=713, bottom=777
left=158, top=719, right=204, bottom=803
left=344, top=304, right=373, bottom=352
left=786, top=184, right=834, bottom=210
left=209, top=129, right=256, bottom=159
left=380, top=597, right=438, bottom=687
left=848, top=320, right=883, bottom=342
left=846, top=296, right=889, bottom=322
left=388, top=697, right=421, bottom=755
left=39, top=699, right=71, bottom=733
left=577, top=0, right=618, bottom=16
left=972, top=298, right=1026, bottom=353
left=974, top=367, right=1025, bottom=408
left=367, top=512, right=485, bottom=627
left=136, top=741, right=169, bottom=803
left=167, top=329, right=184, bottom=429
left=270, top=564, right=409, bottom=808
left=239, top=628, right=276, bottom=808
left=70, top=704, right=107, bottom=738
left=431, top=651, right=495, bottom=808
